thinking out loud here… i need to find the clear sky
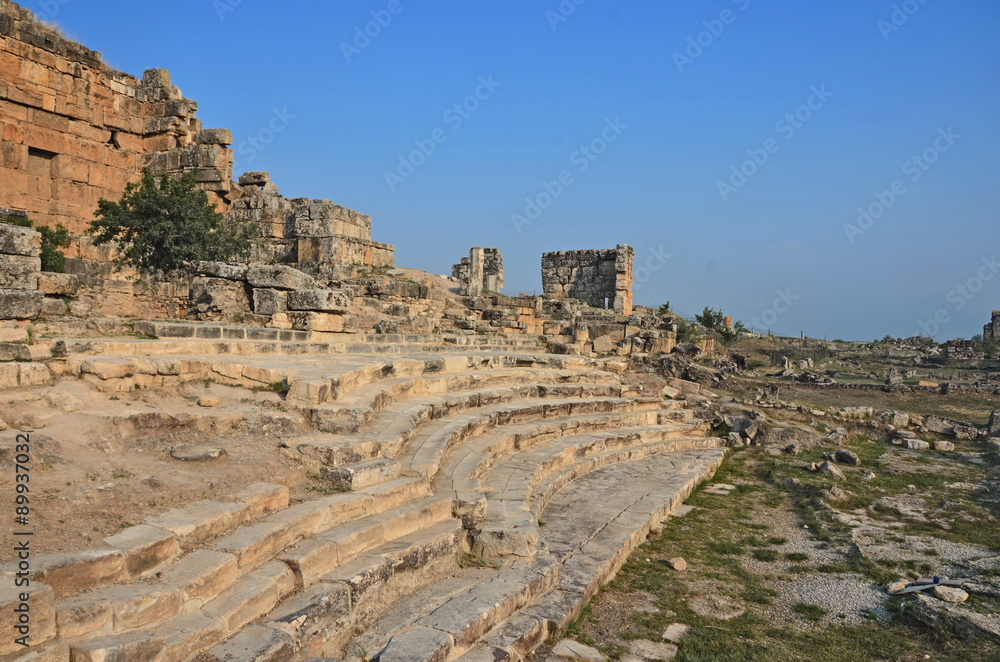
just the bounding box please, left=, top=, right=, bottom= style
left=41, top=0, right=1000, bottom=341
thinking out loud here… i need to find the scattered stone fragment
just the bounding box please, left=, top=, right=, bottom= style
left=886, top=581, right=907, bottom=595
left=197, top=398, right=220, bottom=408
left=626, top=640, right=678, bottom=661
left=552, top=639, right=606, bottom=661
left=661, top=623, right=691, bottom=643
left=825, top=449, right=861, bottom=466
left=861, top=471, right=877, bottom=481
left=932, top=586, right=969, bottom=603
left=933, top=441, right=955, bottom=452
left=170, top=445, right=227, bottom=462
left=905, top=439, right=931, bottom=451
left=667, top=557, right=687, bottom=571
left=821, top=486, right=848, bottom=501
left=818, top=461, right=845, bottom=481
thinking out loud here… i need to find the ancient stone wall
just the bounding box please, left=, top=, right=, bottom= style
left=452, top=248, right=502, bottom=296
left=0, top=0, right=234, bottom=238
left=541, top=244, right=633, bottom=315
left=985, top=311, right=1000, bottom=341
left=230, top=171, right=395, bottom=271
left=0, top=215, right=42, bottom=319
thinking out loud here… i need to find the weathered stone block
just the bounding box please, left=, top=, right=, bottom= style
left=0, top=223, right=41, bottom=257
left=0, top=583, right=56, bottom=656
left=246, top=265, right=315, bottom=291
left=287, top=288, right=350, bottom=312
left=239, top=171, right=270, bottom=186
left=37, top=272, right=78, bottom=296
left=195, top=129, right=232, bottom=145
left=0, top=255, right=41, bottom=290
left=191, top=261, right=247, bottom=281
left=253, top=288, right=287, bottom=316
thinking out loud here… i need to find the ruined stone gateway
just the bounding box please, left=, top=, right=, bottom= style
left=985, top=310, right=1000, bottom=341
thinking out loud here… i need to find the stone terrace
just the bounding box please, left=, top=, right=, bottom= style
left=0, top=320, right=724, bottom=662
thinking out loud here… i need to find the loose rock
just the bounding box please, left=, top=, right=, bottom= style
left=170, top=444, right=227, bottom=462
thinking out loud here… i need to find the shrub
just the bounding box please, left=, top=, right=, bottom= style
left=2, top=216, right=71, bottom=272
left=89, top=169, right=254, bottom=274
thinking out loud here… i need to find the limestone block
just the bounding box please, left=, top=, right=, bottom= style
left=253, top=288, right=287, bottom=316
left=287, top=289, right=350, bottom=312
left=161, top=549, right=239, bottom=604
left=103, top=525, right=180, bottom=578
left=0, top=223, right=41, bottom=257
left=246, top=265, right=315, bottom=291
left=0, top=583, right=56, bottom=656
left=195, top=129, right=232, bottom=145
left=319, top=458, right=400, bottom=491
left=0, top=255, right=41, bottom=290
left=189, top=278, right=250, bottom=316
left=37, top=273, right=79, bottom=296
left=191, top=261, right=247, bottom=281
left=33, top=549, right=126, bottom=598
left=68, top=632, right=164, bottom=662
left=239, top=171, right=270, bottom=186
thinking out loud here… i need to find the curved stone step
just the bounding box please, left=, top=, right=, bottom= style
left=354, top=449, right=727, bottom=662
left=471, top=433, right=717, bottom=558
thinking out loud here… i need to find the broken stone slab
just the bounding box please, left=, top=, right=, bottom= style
left=817, top=461, right=845, bottom=481
left=376, top=627, right=455, bottom=662
left=253, top=288, right=287, bottom=315
left=824, top=449, right=861, bottom=466
left=103, top=524, right=180, bottom=577
left=593, top=335, right=615, bottom=353
left=200, top=624, right=294, bottom=662
left=191, top=261, right=248, bottom=281
left=662, top=623, right=691, bottom=643
left=0, top=223, right=41, bottom=257
left=0, top=254, right=41, bottom=289
left=905, top=439, right=931, bottom=451
left=320, top=458, right=400, bottom=491
left=661, top=385, right=680, bottom=399
left=37, top=272, right=79, bottom=296
left=552, top=639, right=606, bottom=661
left=239, top=171, right=271, bottom=186
left=246, top=265, right=315, bottom=291
left=933, top=586, right=969, bottom=603
left=68, top=632, right=165, bottom=662
left=287, top=288, right=351, bottom=312
left=0, top=288, right=43, bottom=320
left=667, top=378, right=700, bottom=396
left=627, top=640, right=678, bottom=661
left=170, top=444, right=227, bottom=462
left=934, top=440, right=955, bottom=452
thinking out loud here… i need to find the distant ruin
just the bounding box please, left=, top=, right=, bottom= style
left=541, top=245, right=634, bottom=315
left=985, top=311, right=1000, bottom=341
left=451, top=247, right=503, bottom=296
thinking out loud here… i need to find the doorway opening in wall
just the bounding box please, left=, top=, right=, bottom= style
left=27, top=147, right=58, bottom=216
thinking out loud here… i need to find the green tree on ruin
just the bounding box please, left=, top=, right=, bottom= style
left=89, top=169, right=255, bottom=275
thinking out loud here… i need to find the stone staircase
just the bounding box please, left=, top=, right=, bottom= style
left=3, top=323, right=725, bottom=662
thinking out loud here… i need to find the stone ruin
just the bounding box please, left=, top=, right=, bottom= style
left=985, top=310, right=1000, bottom=341
left=541, top=244, right=634, bottom=315
left=229, top=171, right=395, bottom=274
left=451, top=247, right=503, bottom=296
left=0, top=0, right=394, bottom=279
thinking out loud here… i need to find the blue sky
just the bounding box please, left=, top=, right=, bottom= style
left=43, top=0, right=1000, bottom=341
